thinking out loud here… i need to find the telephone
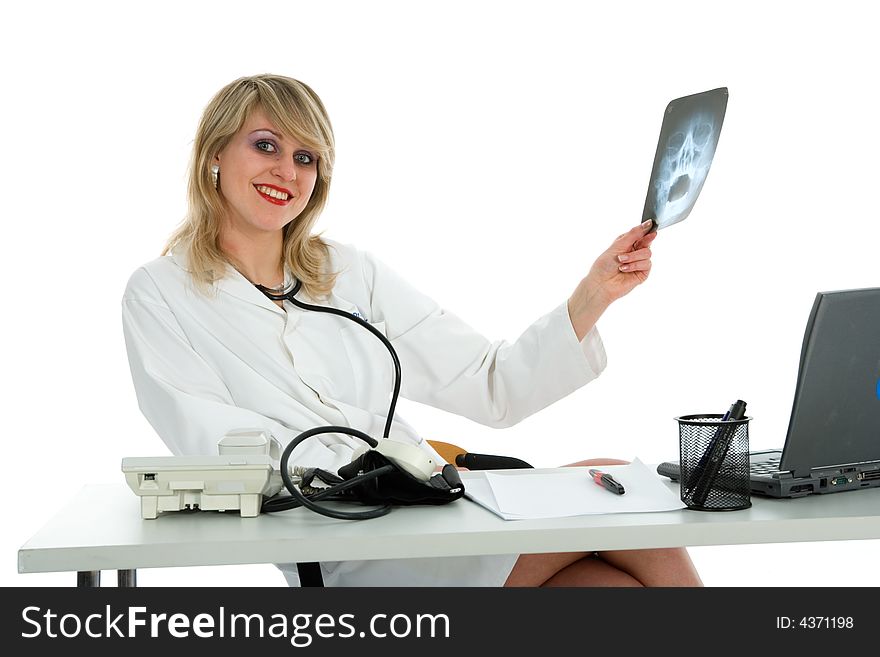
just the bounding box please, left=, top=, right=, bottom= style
left=124, top=276, right=465, bottom=521
left=122, top=429, right=461, bottom=520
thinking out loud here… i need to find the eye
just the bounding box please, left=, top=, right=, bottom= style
left=255, top=140, right=277, bottom=154
left=693, top=122, right=713, bottom=146
left=295, top=152, right=315, bottom=165
left=667, top=132, right=685, bottom=152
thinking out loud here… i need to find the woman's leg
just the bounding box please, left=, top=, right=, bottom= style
left=503, top=458, right=703, bottom=587
left=589, top=547, right=703, bottom=586
left=505, top=551, right=643, bottom=587
left=504, top=548, right=701, bottom=587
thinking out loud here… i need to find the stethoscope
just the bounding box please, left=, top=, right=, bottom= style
left=255, top=277, right=405, bottom=520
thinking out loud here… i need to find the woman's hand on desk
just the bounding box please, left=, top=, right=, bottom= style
left=567, top=220, right=657, bottom=341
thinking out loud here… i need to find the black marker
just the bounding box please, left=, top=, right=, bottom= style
left=689, top=400, right=747, bottom=506
left=589, top=469, right=625, bottom=495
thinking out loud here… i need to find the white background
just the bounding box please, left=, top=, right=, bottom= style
left=2, top=0, right=878, bottom=587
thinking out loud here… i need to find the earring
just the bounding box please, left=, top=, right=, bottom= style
left=211, top=164, right=220, bottom=189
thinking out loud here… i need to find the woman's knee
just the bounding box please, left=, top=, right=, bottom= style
left=562, top=457, right=630, bottom=468
left=503, top=552, right=586, bottom=587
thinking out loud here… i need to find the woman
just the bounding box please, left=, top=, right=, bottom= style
left=122, top=74, right=701, bottom=587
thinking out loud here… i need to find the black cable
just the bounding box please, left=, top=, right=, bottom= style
left=257, top=280, right=401, bottom=439
left=261, top=461, right=395, bottom=512
left=254, top=279, right=404, bottom=520
left=267, top=425, right=393, bottom=520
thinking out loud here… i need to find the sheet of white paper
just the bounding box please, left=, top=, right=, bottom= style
left=463, top=473, right=524, bottom=519
left=463, top=459, right=685, bottom=520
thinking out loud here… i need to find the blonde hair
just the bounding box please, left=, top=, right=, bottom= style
left=164, top=74, right=337, bottom=299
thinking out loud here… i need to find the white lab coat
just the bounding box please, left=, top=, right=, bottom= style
left=122, top=240, right=607, bottom=586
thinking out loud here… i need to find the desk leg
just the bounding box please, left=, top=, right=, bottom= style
left=297, top=562, right=325, bottom=587
left=117, top=570, right=137, bottom=587
left=77, top=571, right=101, bottom=587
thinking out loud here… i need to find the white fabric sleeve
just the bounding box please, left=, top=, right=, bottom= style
left=360, top=251, right=607, bottom=428
left=121, top=273, right=351, bottom=471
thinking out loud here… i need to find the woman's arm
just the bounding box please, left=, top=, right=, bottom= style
left=350, top=221, right=655, bottom=429
left=353, top=252, right=604, bottom=429
left=567, top=220, right=657, bottom=340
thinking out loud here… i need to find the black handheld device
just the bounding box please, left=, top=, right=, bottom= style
left=686, top=400, right=747, bottom=506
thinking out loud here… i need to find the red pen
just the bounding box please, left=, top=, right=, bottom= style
left=588, top=469, right=625, bottom=495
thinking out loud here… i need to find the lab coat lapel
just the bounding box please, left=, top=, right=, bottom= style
left=217, top=272, right=286, bottom=314
left=170, top=252, right=284, bottom=314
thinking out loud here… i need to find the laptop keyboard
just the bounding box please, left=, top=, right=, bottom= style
left=750, top=455, right=781, bottom=476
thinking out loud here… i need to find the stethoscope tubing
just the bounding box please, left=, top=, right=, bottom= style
left=257, top=281, right=401, bottom=440
left=256, top=279, right=404, bottom=520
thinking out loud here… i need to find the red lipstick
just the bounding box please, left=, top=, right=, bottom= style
left=253, top=183, right=293, bottom=206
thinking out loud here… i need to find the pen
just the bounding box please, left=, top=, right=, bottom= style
left=685, top=402, right=734, bottom=494
left=689, top=399, right=747, bottom=506
left=588, top=469, right=625, bottom=495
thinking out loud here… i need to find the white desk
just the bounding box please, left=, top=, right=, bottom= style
left=18, top=476, right=880, bottom=585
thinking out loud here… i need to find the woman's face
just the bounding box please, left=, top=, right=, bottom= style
left=215, top=107, right=319, bottom=237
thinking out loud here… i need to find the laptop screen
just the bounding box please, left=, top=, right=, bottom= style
left=781, top=288, right=880, bottom=477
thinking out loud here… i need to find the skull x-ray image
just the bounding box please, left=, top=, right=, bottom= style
left=642, top=87, right=728, bottom=230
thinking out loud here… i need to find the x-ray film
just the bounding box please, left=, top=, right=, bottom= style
left=642, top=87, right=728, bottom=230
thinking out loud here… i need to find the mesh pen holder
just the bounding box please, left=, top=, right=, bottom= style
left=677, top=414, right=752, bottom=511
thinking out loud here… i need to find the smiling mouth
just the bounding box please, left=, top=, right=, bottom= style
left=254, top=184, right=293, bottom=205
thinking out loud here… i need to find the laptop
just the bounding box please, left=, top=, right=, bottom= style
left=657, top=287, right=880, bottom=498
